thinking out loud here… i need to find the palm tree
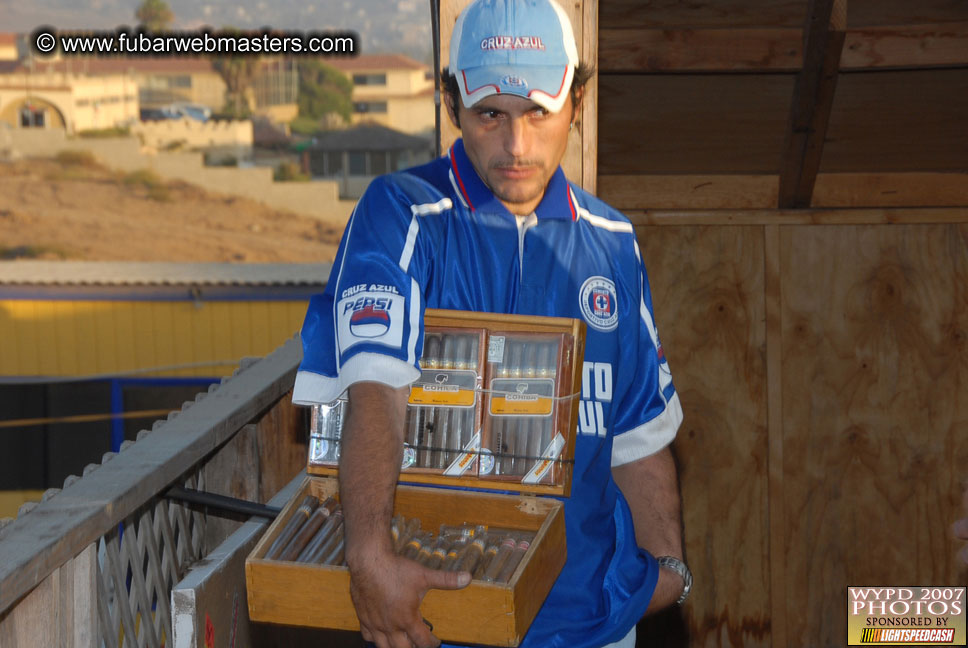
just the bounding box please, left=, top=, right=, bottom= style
left=135, top=0, right=174, bottom=32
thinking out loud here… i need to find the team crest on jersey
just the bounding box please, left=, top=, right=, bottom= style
left=579, top=276, right=618, bottom=332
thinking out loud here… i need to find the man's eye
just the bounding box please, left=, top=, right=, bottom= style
left=482, top=110, right=501, bottom=119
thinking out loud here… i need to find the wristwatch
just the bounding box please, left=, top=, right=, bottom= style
left=656, top=555, right=693, bottom=605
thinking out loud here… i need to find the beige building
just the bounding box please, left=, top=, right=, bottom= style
left=0, top=34, right=18, bottom=62
left=328, top=54, right=435, bottom=135
left=0, top=61, right=139, bottom=132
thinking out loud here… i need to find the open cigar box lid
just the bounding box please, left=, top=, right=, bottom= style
left=306, top=308, right=586, bottom=498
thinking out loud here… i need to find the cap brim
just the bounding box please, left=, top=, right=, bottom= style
left=459, top=64, right=574, bottom=113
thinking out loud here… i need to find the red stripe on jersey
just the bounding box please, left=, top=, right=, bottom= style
left=449, top=143, right=475, bottom=210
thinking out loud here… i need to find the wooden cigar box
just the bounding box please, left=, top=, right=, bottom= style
left=246, top=309, right=585, bottom=646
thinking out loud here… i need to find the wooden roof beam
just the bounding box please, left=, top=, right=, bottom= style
left=598, top=22, right=968, bottom=73
left=777, top=0, right=846, bottom=209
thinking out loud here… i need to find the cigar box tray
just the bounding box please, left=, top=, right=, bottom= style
left=245, top=475, right=566, bottom=646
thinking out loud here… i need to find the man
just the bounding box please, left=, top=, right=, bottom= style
left=293, top=0, right=690, bottom=646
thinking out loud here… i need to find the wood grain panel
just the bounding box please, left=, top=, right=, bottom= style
left=598, top=24, right=968, bottom=73
left=780, top=224, right=968, bottom=646
left=599, top=0, right=808, bottom=29
left=821, top=69, right=968, bottom=173
left=599, top=0, right=965, bottom=29
left=634, top=226, right=770, bottom=646
left=598, top=75, right=794, bottom=175
left=848, top=0, right=968, bottom=28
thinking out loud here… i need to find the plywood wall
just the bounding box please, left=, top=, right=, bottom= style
left=632, top=219, right=968, bottom=646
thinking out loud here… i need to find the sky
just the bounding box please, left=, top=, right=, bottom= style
left=1, top=0, right=435, bottom=61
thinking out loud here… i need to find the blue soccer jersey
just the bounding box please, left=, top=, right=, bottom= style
left=294, top=138, right=682, bottom=647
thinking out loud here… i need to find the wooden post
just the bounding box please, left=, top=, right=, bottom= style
left=777, top=0, right=847, bottom=208
left=0, top=544, right=97, bottom=648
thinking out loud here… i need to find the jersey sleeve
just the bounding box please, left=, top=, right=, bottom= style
left=610, top=243, right=683, bottom=466
left=292, top=176, right=426, bottom=405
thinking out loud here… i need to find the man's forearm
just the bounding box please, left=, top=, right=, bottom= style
left=611, top=445, right=685, bottom=613
left=340, top=382, right=410, bottom=565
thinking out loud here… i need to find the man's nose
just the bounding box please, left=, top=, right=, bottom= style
left=504, top=116, right=531, bottom=158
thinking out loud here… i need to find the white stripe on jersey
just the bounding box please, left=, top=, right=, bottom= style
left=399, top=199, right=452, bottom=272
left=611, top=392, right=683, bottom=466
left=411, top=197, right=453, bottom=216
left=571, top=190, right=634, bottom=233
left=407, top=277, right=421, bottom=365
left=333, top=202, right=360, bottom=370
left=399, top=216, right=420, bottom=272
left=638, top=270, right=674, bottom=399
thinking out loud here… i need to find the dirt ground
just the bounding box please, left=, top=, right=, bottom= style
left=0, top=155, right=345, bottom=262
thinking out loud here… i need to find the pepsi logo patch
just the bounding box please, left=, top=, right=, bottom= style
left=349, top=303, right=390, bottom=338
left=337, top=290, right=405, bottom=353
left=501, top=75, right=528, bottom=89
left=579, top=276, right=619, bottom=332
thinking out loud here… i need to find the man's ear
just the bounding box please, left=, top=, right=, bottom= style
left=443, top=91, right=461, bottom=129
left=570, top=87, right=584, bottom=127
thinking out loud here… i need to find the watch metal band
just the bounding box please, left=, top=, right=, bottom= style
left=656, top=555, right=692, bottom=605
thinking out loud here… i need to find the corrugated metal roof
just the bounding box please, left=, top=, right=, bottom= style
left=0, top=262, right=332, bottom=286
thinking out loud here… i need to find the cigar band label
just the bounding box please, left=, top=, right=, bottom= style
left=444, top=432, right=482, bottom=476
left=523, top=433, right=566, bottom=484
left=489, top=378, right=555, bottom=416
left=409, top=370, right=478, bottom=406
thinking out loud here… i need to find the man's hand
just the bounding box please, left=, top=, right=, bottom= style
left=339, top=381, right=471, bottom=648
left=349, top=549, right=470, bottom=648
left=955, top=481, right=968, bottom=565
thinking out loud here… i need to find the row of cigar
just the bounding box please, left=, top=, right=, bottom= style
left=405, top=333, right=480, bottom=470
left=264, top=495, right=345, bottom=565
left=490, top=416, right=553, bottom=476
left=492, top=338, right=559, bottom=379
left=391, top=516, right=534, bottom=583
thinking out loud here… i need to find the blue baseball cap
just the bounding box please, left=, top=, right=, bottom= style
left=449, top=0, right=579, bottom=113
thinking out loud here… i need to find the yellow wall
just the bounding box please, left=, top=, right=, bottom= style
left=0, top=299, right=309, bottom=377
left=0, top=490, right=45, bottom=519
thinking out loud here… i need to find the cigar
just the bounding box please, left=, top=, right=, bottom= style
left=474, top=541, right=500, bottom=580
left=401, top=532, right=431, bottom=561
left=278, top=506, right=329, bottom=561
left=508, top=339, right=524, bottom=378
left=435, top=405, right=452, bottom=469
left=495, top=539, right=530, bottom=583
left=482, top=537, right=517, bottom=582
left=491, top=417, right=507, bottom=475
left=406, top=406, right=423, bottom=452
left=453, top=535, right=486, bottom=574
left=300, top=509, right=343, bottom=563
left=467, top=334, right=480, bottom=372
left=524, top=341, right=538, bottom=378
left=427, top=535, right=450, bottom=569
left=525, top=417, right=543, bottom=476
left=422, top=334, right=441, bottom=369
left=441, top=537, right=468, bottom=571
left=265, top=495, right=319, bottom=560
left=394, top=517, right=422, bottom=554
left=320, top=522, right=345, bottom=565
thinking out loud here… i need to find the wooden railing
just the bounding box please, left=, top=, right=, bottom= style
left=0, top=337, right=306, bottom=647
